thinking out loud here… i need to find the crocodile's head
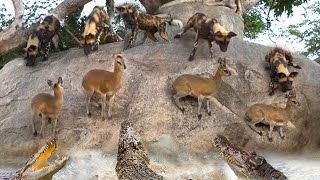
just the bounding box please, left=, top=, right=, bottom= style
left=213, top=134, right=264, bottom=178
left=19, top=138, right=69, bottom=179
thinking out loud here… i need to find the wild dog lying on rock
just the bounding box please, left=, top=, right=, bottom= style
left=245, top=90, right=299, bottom=142
left=265, top=47, right=301, bottom=95
left=81, top=6, right=109, bottom=55
left=24, top=15, right=62, bottom=66
left=172, top=57, right=231, bottom=119
left=174, top=12, right=237, bottom=61
left=116, top=4, right=183, bottom=49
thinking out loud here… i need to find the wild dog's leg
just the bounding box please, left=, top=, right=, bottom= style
left=126, top=25, right=139, bottom=49
left=173, top=93, right=188, bottom=113
left=93, top=31, right=104, bottom=51
left=208, top=40, right=214, bottom=58
left=279, top=126, right=285, bottom=139
left=206, top=99, right=211, bottom=116
left=53, top=118, right=58, bottom=137
left=146, top=31, right=158, bottom=42
left=101, top=94, right=107, bottom=120
left=188, top=30, right=200, bottom=61
left=174, top=19, right=193, bottom=38
left=41, top=42, right=52, bottom=61
left=86, top=91, right=94, bottom=117
left=268, top=123, right=275, bottom=142
left=197, top=96, right=204, bottom=120
left=248, top=118, right=264, bottom=136
left=159, top=22, right=170, bottom=42
left=108, top=95, right=115, bottom=119
left=31, top=113, right=37, bottom=136
left=288, top=61, right=301, bottom=69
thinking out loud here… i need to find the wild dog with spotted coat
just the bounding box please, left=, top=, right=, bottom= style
left=265, top=47, right=301, bottom=95
left=174, top=13, right=237, bottom=61
left=116, top=4, right=183, bottom=49
left=81, top=6, right=109, bottom=55
left=24, top=15, right=62, bottom=66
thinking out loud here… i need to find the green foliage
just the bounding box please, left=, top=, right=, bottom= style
left=261, top=0, right=308, bottom=17
left=243, top=8, right=266, bottom=39
left=285, top=1, right=320, bottom=56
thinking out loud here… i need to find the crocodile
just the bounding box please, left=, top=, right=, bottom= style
left=213, top=134, right=288, bottom=180
left=115, top=121, right=164, bottom=180
left=0, top=138, right=69, bottom=180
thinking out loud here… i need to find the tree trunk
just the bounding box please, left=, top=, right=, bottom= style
left=0, top=0, right=92, bottom=55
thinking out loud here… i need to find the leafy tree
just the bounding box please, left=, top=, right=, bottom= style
left=285, top=1, right=320, bottom=56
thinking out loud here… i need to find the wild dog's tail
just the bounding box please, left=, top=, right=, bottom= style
left=155, top=14, right=183, bottom=29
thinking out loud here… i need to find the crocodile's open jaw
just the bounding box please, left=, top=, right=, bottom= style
left=19, top=138, right=69, bottom=179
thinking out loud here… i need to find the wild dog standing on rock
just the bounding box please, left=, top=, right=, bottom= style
left=172, top=58, right=231, bottom=119
left=174, top=13, right=237, bottom=61
left=245, top=90, right=299, bottom=142
left=116, top=4, right=183, bottom=49
left=81, top=6, right=109, bottom=55
left=82, top=53, right=126, bottom=120
left=24, top=15, right=62, bottom=66
left=31, top=77, right=64, bottom=137
left=265, top=47, right=301, bottom=95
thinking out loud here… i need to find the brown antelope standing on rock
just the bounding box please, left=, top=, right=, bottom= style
left=245, top=90, right=299, bottom=142
left=82, top=53, right=126, bottom=120
left=172, top=58, right=231, bottom=119
left=31, top=77, right=64, bottom=137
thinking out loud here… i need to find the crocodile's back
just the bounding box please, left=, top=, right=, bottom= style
left=115, top=121, right=163, bottom=180
left=255, top=160, right=288, bottom=180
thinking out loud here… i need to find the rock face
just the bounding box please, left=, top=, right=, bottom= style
left=0, top=4, right=320, bottom=178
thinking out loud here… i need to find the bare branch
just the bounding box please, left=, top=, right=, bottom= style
left=0, top=0, right=24, bottom=53
left=0, top=0, right=92, bottom=55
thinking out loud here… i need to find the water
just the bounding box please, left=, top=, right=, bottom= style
left=1, top=150, right=320, bottom=179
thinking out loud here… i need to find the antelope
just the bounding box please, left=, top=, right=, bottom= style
left=31, top=77, right=64, bottom=137
left=82, top=53, right=127, bottom=120
left=245, top=90, right=299, bottom=142
left=172, top=57, right=231, bottom=119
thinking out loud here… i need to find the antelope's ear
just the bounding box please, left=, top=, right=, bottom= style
left=227, top=31, right=237, bottom=38
left=47, top=80, right=53, bottom=87
left=58, top=77, right=63, bottom=85
left=277, top=72, right=286, bottom=79
left=289, top=72, right=298, bottom=78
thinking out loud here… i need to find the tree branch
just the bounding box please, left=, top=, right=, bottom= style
left=0, top=0, right=24, bottom=53
left=0, top=0, right=92, bottom=55
left=242, top=0, right=260, bottom=12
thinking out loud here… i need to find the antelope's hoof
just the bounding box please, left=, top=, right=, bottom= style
left=33, top=131, right=38, bottom=137
left=208, top=112, right=212, bottom=116
left=198, top=114, right=202, bottom=120
left=268, top=91, right=274, bottom=96
left=258, top=132, right=263, bottom=136
left=102, top=116, right=106, bottom=121
left=108, top=115, right=112, bottom=120
left=281, top=136, right=285, bottom=140
left=268, top=137, right=273, bottom=142
left=188, top=56, right=194, bottom=61
left=42, top=57, right=48, bottom=61
left=180, top=108, right=185, bottom=113
left=87, top=113, right=92, bottom=118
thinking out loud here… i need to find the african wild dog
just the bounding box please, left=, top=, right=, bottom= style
left=24, top=15, right=62, bottom=66
left=116, top=4, right=183, bottom=49
left=174, top=13, right=237, bottom=61
left=81, top=6, right=109, bottom=55
left=265, top=47, right=301, bottom=95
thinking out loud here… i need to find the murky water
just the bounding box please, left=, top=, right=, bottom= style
left=1, top=150, right=320, bottom=179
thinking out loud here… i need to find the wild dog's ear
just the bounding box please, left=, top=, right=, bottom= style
left=277, top=72, right=287, bottom=79
left=265, top=51, right=271, bottom=63
left=58, top=77, right=63, bottom=85
left=289, top=72, right=298, bottom=78
left=227, top=31, right=237, bottom=38
left=47, top=80, right=53, bottom=88
left=285, top=50, right=293, bottom=61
